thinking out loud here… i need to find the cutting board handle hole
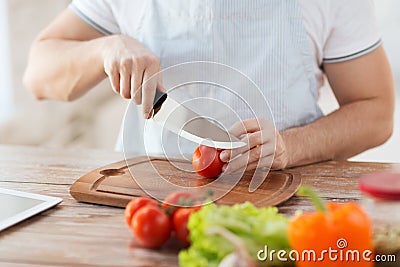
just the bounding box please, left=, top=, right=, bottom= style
left=100, top=169, right=125, bottom=177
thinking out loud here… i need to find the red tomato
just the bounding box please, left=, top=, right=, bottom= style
left=192, top=145, right=224, bottom=178
left=173, top=207, right=200, bottom=244
left=131, top=206, right=172, bottom=248
left=124, top=197, right=158, bottom=226
left=162, top=191, right=197, bottom=209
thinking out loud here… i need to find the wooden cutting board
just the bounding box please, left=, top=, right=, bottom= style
left=70, top=156, right=301, bottom=208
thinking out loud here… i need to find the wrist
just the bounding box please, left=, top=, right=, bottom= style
left=280, top=129, right=297, bottom=169
left=84, top=35, right=123, bottom=78
left=96, top=34, right=120, bottom=61
left=271, top=130, right=289, bottom=170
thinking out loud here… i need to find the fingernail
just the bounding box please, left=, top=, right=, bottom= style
left=143, top=110, right=153, bottom=119
left=220, top=151, right=228, bottom=162
left=143, top=112, right=152, bottom=119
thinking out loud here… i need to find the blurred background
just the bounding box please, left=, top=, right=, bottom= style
left=0, top=0, right=127, bottom=150
left=0, top=0, right=398, bottom=162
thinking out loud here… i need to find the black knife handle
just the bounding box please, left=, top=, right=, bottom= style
left=153, top=88, right=167, bottom=115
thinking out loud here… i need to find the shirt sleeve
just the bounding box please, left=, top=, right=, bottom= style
left=69, top=0, right=120, bottom=35
left=323, top=0, right=381, bottom=63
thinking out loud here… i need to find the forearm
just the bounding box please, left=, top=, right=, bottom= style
left=282, top=98, right=394, bottom=168
left=24, top=37, right=108, bottom=101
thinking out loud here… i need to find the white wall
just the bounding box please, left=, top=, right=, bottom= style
left=0, top=0, right=125, bottom=149
left=375, top=0, right=400, bottom=81
left=0, top=0, right=13, bottom=124
left=350, top=0, right=400, bottom=163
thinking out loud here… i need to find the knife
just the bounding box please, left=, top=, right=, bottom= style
left=152, top=89, right=246, bottom=149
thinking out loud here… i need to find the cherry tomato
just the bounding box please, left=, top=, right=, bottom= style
left=131, top=206, right=172, bottom=248
left=124, top=197, right=158, bottom=226
left=172, top=207, right=200, bottom=245
left=192, top=145, right=224, bottom=178
left=162, top=191, right=197, bottom=210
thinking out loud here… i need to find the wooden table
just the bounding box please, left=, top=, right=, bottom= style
left=0, top=145, right=398, bottom=267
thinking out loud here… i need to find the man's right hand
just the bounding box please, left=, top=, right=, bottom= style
left=24, top=9, right=163, bottom=111
left=102, top=35, right=162, bottom=119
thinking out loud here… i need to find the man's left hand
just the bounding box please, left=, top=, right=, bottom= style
left=219, top=118, right=288, bottom=173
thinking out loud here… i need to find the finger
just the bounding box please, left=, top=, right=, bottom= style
left=229, top=118, right=266, bottom=137
left=120, top=73, right=131, bottom=99
left=120, top=59, right=132, bottom=99
left=225, top=147, right=257, bottom=174
left=229, top=142, right=275, bottom=174
left=142, top=75, right=158, bottom=119
left=220, top=130, right=273, bottom=162
left=220, top=132, right=257, bottom=163
left=233, top=132, right=264, bottom=160
left=142, top=59, right=160, bottom=119
left=105, top=62, right=120, bottom=94
left=242, top=154, right=274, bottom=173
left=157, top=79, right=167, bottom=93
left=223, top=143, right=274, bottom=174
left=131, top=58, right=145, bottom=105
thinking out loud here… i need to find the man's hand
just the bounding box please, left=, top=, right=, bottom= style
left=219, top=118, right=288, bottom=173
left=103, top=35, right=162, bottom=118
left=24, top=9, right=163, bottom=118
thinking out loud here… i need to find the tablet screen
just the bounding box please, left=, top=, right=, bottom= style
left=0, top=188, right=62, bottom=232
left=0, top=193, right=45, bottom=221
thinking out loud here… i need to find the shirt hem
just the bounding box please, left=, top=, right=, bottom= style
left=323, top=39, right=382, bottom=63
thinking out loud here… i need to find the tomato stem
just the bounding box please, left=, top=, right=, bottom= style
left=297, top=186, right=327, bottom=213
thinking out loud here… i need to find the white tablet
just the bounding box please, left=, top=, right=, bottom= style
left=0, top=188, right=62, bottom=232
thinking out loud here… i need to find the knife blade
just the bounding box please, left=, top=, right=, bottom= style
left=152, top=89, right=246, bottom=149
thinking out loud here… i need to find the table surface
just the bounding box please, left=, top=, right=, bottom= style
left=0, top=145, right=398, bottom=267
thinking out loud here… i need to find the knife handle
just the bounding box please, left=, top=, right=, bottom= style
left=153, top=88, right=167, bottom=115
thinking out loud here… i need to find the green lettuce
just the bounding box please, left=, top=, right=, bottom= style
left=179, top=202, right=292, bottom=267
